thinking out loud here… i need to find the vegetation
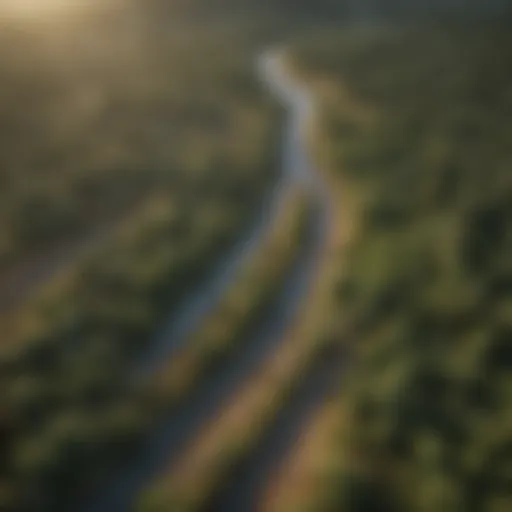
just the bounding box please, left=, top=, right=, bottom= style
left=0, top=9, right=277, bottom=282
left=2, top=2, right=512, bottom=512
left=285, top=25, right=512, bottom=512
left=134, top=109, right=353, bottom=512
left=144, top=187, right=312, bottom=411
left=0, top=12, right=284, bottom=512
left=136, top=239, right=337, bottom=512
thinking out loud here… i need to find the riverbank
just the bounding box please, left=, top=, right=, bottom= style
left=132, top=51, right=359, bottom=512
left=255, top=51, right=361, bottom=512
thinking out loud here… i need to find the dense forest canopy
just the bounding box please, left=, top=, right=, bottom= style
left=287, top=23, right=512, bottom=512
left=0, top=1, right=510, bottom=511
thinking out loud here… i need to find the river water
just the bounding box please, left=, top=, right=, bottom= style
left=202, top=51, right=340, bottom=512
left=81, top=50, right=332, bottom=512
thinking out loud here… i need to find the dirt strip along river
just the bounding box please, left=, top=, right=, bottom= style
left=200, top=51, right=342, bottom=512
left=80, top=49, right=336, bottom=512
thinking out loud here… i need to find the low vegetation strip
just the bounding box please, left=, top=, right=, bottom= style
left=252, top=56, right=360, bottom=512
left=261, top=398, right=345, bottom=512
left=144, top=186, right=313, bottom=410
left=135, top=310, right=337, bottom=512
left=284, top=26, right=512, bottom=512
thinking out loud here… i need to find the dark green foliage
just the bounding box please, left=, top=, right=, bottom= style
left=293, top=26, right=512, bottom=512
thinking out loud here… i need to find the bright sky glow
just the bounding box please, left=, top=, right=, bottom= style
left=0, top=0, right=98, bottom=20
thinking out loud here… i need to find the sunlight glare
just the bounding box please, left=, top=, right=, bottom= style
left=0, top=0, right=98, bottom=20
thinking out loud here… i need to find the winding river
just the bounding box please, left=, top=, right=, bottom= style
left=81, top=50, right=332, bottom=512
left=203, top=51, right=340, bottom=512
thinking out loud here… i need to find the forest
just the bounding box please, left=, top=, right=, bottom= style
left=0, top=1, right=510, bottom=511
left=277, top=24, right=512, bottom=512
left=0, top=8, right=285, bottom=510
